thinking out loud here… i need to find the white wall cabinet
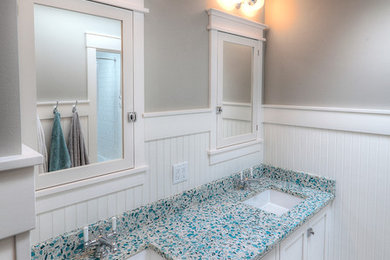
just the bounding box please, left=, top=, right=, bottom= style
left=262, top=205, right=330, bottom=260
left=207, top=9, right=267, bottom=159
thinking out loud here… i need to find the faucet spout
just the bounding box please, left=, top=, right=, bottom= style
left=98, top=237, right=116, bottom=250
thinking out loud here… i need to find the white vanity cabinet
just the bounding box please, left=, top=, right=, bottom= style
left=262, top=247, right=278, bottom=260
left=306, top=211, right=327, bottom=260
left=262, top=205, right=331, bottom=260
left=279, top=230, right=306, bottom=260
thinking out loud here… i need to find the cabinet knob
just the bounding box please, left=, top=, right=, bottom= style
left=216, top=106, right=223, bottom=114
left=307, top=227, right=315, bottom=237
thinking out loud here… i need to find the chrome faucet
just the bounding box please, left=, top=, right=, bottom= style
left=235, top=168, right=259, bottom=190
left=84, top=217, right=118, bottom=259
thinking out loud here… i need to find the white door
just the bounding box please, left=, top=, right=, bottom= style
left=262, top=246, right=278, bottom=260
left=280, top=231, right=306, bottom=260
left=307, top=215, right=327, bottom=260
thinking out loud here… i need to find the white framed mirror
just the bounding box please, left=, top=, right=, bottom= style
left=207, top=9, right=267, bottom=157
left=21, top=0, right=135, bottom=189
left=217, top=32, right=260, bottom=148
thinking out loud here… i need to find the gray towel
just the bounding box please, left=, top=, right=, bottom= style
left=67, top=111, right=89, bottom=167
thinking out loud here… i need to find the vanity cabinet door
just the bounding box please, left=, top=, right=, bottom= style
left=279, top=230, right=306, bottom=260
left=278, top=207, right=329, bottom=260
left=262, top=246, right=278, bottom=260
left=307, top=214, right=327, bottom=260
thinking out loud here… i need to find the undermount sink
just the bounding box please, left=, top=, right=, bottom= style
left=243, top=189, right=304, bottom=216
left=126, top=249, right=165, bottom=260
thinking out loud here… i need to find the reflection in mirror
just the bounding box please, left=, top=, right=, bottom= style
left=34, top=4, right=123, bottom=172
left=96, top=51, right=122, bottom=162
left=222, top=41, right=253, bottom=138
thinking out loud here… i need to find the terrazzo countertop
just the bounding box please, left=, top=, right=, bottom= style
left=31, top=164, right=335, bottom=259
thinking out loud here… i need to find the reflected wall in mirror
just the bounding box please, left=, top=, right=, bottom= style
left=34, top=4, right=123, bottom=173
left=222, top=41, right=253, bottom=139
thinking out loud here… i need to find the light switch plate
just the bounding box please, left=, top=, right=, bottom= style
left=172, top=161, right=188, bottom=184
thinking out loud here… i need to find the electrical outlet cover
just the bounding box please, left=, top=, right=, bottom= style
left=172, top=161, right=188, bottom=184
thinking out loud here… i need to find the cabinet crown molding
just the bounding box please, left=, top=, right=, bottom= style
left=207, top=8, right=268, bottom=41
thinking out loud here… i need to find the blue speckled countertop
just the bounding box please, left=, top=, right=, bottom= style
left=32, top=164, right=335, bottom=259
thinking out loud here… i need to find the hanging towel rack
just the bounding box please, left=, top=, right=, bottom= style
left=53, top=101, right=59, bottom=114
left=72, top=100, right=78, bottom=113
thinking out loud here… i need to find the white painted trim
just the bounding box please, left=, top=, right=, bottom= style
left=15, top=231, right=32, bottom=260
left=263, top=105, right=390, bottom=136
left=209, top=28, right=218, bottom=152
left=0, top=145, right=42, bottom=172
left=143, top=108, right=212, bottom=118
left=88, top=0, right=149, bottom=13
left=207, top=8, right=268, bottom=41
left=263, top=104, right=390, bottom=115
left=37, top=100, right=90, bottom=106
left=36, top=165, right=147, bottom=196
left=85, top=33, right=121, bottom=51
left=223, top=101, right=251, bottom=107
left=208, top=139, right=263, bottom=155
left=208, top=139, right=263, bottom=165
left=133, top=11, right=147, bottom=166
left=36, top=167, right=146, bottom=214
left=144, top=113, right=213, bottom=141
left=86, top=47, right=98, bottom=162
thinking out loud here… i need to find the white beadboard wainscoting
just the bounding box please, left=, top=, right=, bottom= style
left=33, top=168, right=146, bottom=243
left=32, top=110, right=263, bottom=244
left=263, top=105, right=390, bottom=260
left=145, top=132, right=261, bottom=203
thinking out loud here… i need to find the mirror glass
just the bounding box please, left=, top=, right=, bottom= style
left=222, top=41, right=253, bottom=138
left=34, top=4, right=123, bottom=172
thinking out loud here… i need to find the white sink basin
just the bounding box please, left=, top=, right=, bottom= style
left=126, top=249, right=165, bottom=260
left=243, top=189, right=304, bottom=216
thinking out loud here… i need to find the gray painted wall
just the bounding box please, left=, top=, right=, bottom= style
left=264, top=0, right=390, bottom=109
left=34, top=5, right=121, bottom=102
left=0, top=0, right=21, bottom=156
left=144, top=0, right=209, bottom=112
left=144, top=0, right=264, bottom=112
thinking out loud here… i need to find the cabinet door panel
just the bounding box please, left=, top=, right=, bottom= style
left=307, top=214, right=327, bottom=260
left=262, top=247, right=278, bottom=260
left=280, top=232, right=305, bottom=260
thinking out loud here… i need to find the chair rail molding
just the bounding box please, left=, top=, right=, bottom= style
left=263, top=104, right=390, bottom=136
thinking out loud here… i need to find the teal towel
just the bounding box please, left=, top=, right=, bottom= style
left=49, top=111, right=71, bottom=172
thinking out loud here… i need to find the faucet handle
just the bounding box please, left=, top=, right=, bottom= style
left=112, top=217, right=117, bottom=232
left=83, top=226, right=89, bottom=243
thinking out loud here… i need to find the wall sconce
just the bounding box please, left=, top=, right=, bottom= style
left=217, top=0, right=264, bottom=14
left=235, top=0, right=264, bottom=10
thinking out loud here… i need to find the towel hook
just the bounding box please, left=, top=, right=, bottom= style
left=72, top=100, right=78, bottom=113
left=53, top=101, right=59, bottom=114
